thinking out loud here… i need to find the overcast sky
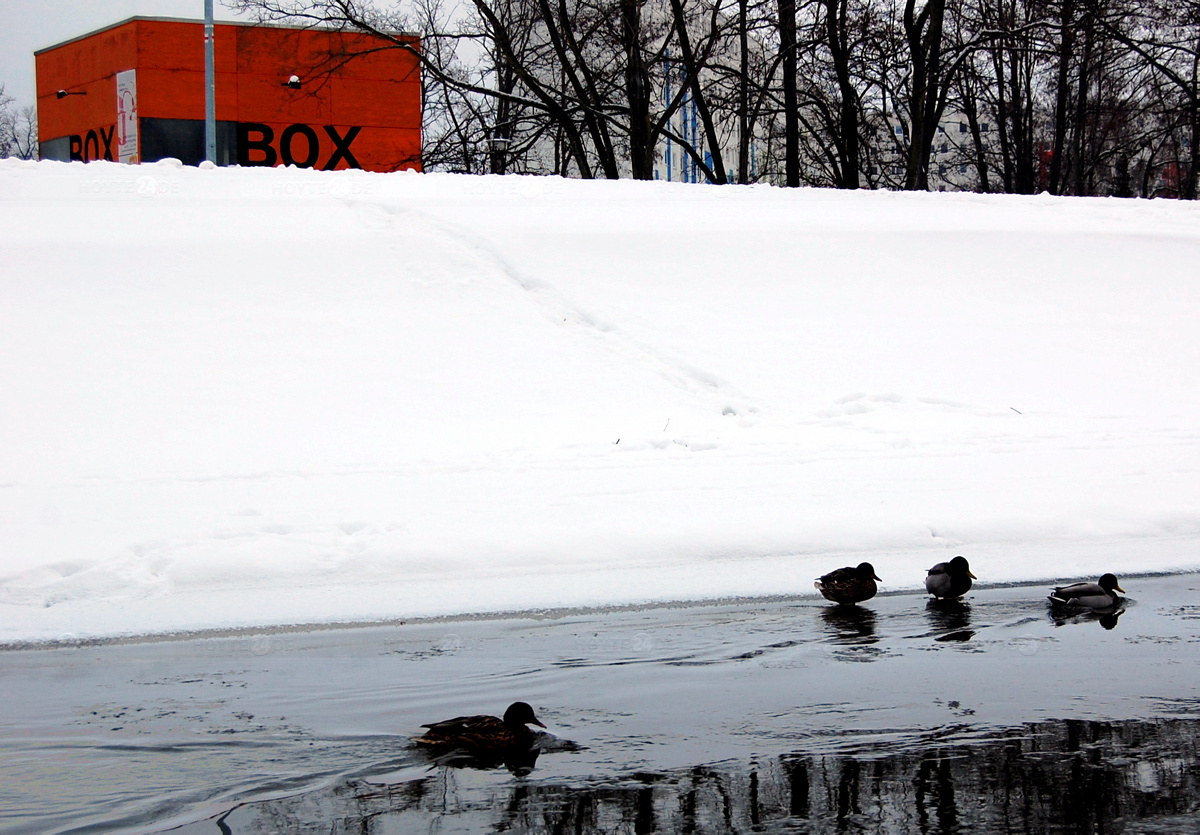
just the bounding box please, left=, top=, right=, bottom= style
left=2, top=1, right=244, bottom=105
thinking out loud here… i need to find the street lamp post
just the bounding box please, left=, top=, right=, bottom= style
left=204, top=0, right=216, bottom=163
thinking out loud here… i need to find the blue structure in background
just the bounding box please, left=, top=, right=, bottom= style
left=658, top=49, right=755, bottom=183
left=663, top=50, right=700, bottom=183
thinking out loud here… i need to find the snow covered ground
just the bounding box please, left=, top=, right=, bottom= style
left=1, top=158, right=1198, bottom=643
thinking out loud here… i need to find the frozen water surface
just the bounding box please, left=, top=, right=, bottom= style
left=3, top=573, right=1200, bottom=833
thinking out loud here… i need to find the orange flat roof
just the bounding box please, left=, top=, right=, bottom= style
left=35, top=15, right=418, bottom=56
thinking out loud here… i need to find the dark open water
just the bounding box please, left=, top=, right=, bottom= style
left=2, top=574, right=1200, bottom=833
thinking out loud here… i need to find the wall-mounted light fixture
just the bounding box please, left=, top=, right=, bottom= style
left=282, top=75, right=301, bottom=89
left=56, top=89, right=87, bottom=99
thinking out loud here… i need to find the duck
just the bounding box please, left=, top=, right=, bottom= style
left=815, top=562, right=881, bottom=605
left=1048, top=573, right=1125, bottom=611
left=415, top=701, right=546, bottom=757
left=925, top=556, right=976, bottom=599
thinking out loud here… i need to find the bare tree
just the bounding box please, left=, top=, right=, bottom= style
left=778, top=0, right=801, bottom=183
left=900, top=0, right=948, bottom=189
left=1099, top=0, right=1200, bottom=197
left=787, top=0, right=878, bottom=188
left=1, top=84, right=38, bottom=160
left=226, top=0, right=1198, bottom=196
left=822, top=0, right=866, bottom=186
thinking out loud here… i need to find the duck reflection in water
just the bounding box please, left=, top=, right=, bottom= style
left=820, top=604, right=877, bottom=644
left=1050, top=606, right=1126, bottom=631
left=423, top=743, right=541, bottom=776
left=925, top=599, right=976, bottom=643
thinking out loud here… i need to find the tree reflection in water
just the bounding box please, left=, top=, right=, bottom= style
left=211, top=716, right=1200, bottom=834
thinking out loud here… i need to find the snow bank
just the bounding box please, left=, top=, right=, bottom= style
left=1, top=158, right=1198, bottom=642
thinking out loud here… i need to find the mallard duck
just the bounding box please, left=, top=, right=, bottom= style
left=415, top=701, right=546, bottom=756
left=1048, top=573, right=1125, bottom=610
left=815, top=562, right=881, bottom=605
left=925, top=556, right=976, bottom=599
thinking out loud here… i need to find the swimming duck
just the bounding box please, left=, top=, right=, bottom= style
left=815, top=562, right=881, bottom=605
left=1048, top=573, right=1125, bottom=610
left=925, top=556, right=976, bottom=599
left=415, top=701, right=546, bottom=756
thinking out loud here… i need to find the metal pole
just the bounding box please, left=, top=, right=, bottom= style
left=204, top=0, right=216, bottom=163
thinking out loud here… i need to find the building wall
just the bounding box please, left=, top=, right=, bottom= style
left=35, top=17, right=421, bottom=172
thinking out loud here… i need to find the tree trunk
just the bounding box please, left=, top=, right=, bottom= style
left=992, top=44, right=1015, bottom=193
left=903, top=0, right=946, bottom=191
left=1186, top=98, right=1200, bottom=199
left=1048, top=0, right=1076, bottom=194
left=825, top=0, right=860, bottom=188
left=779, top=0, right=800, bottom=186
left=1187, top=40, right=1200, bottom=199
left=1010, top=46, right=1036, bottom=193
left=622, top=0, right=653, bottom=179
left=738, top=0, right=751, bottom=183
left=961, top=80, right=992, bottom=192
left=1070, top=4, right=1096, bottom=195
left=546, top=0, right=621, bottom=177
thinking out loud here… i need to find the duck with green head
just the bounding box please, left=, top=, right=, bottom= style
left=1048, top=574, right=1125, bottom=611
left=925, top=556, right=976, bottom=599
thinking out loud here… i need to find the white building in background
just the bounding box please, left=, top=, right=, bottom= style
left=873, top=113, right=997, bottom=191
left=930, top=115, right=996, bottom=191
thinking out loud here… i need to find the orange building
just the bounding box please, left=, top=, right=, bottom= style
left=35, top=17, right=421, bottom=172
